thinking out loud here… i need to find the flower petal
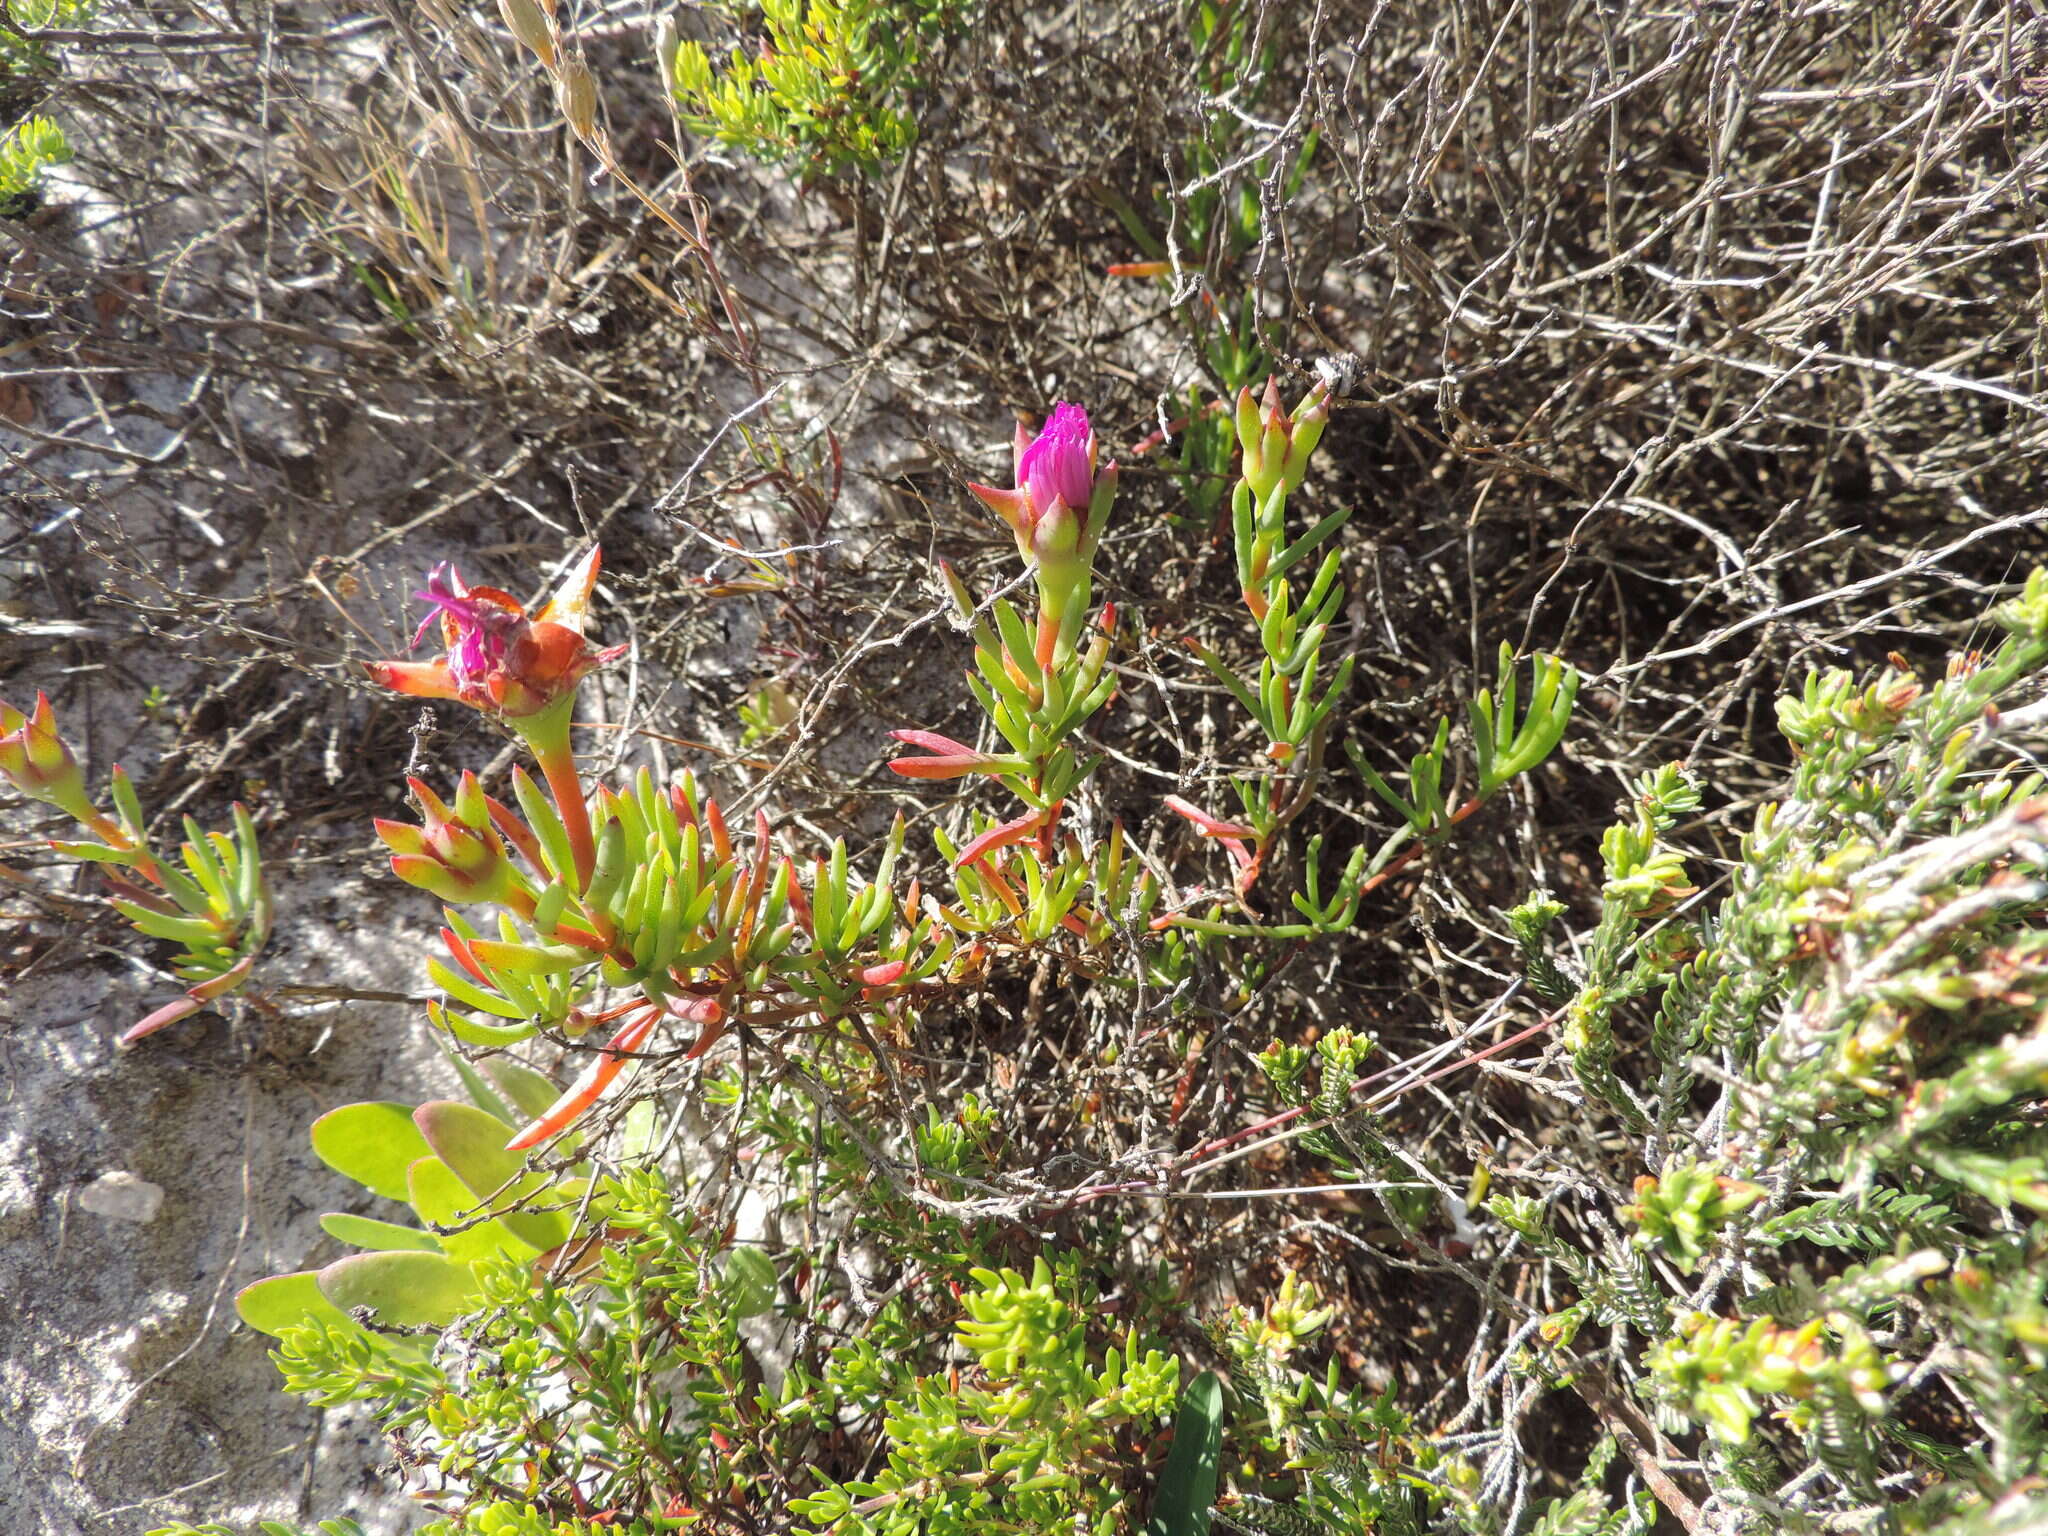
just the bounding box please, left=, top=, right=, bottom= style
left=366, top=659, right=463, bottom=700
left=535, top=546, right=603, bottom=634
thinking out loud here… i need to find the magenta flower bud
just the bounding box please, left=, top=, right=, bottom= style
left=1018, top=402, right=1095, bottom=514
left=968, top=402, right=1118, bottom=627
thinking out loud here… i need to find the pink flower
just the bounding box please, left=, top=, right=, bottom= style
left=968, top=404, right=1117, bottom=619
left=1017, top=403, right=1095, bottom=515
left=410, top=564, right=524, bottom=697
left=369, top=548, right=624, bottom=889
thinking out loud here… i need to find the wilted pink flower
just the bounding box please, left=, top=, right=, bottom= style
left=369, top=547, right=623, bottom=722
left=411, top=564, right=523, bottom=695
left=370, top=548, right=625, bottom=889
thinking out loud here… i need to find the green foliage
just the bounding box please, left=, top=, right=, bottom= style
left=0, top=0, right=95, bottom=78
left=792, top=1255, right=1182, bottom=1535
left=409, top=765, right=953, bottom=1063
left=267, top=1163, right=783, bottom=1525
left=55, top=4, right=2048, bottom=1534
left=238, top=1063, right=614, bottom=1342
left=1350, top=645, right=1579, bottom=841
left=1107, top=0, right=1318, bottom=395
left=0, top=113, right=69, bottom=208
left=1170, top=382, right=1577, bottom=946
left=1206, top=1275, right=1447, bottom=1532
left=665, top=0, right=969, bottom=179
left=1506, top=890, right=1570, bottom=1002
left=1148, top=1371, right=1225, bottom=1536
left=0, top=692, right=272, bottom=1037
left=1556, top=760, right=1702, bottom=1131
left=738, top=678, right=798, bottom=746
left=1234, top=572, right=2048, bottom=1531
left=1645, top=1311, right=1890, bottom=1448
left=1621, top=1163, right=1762, bottom=1274
left=1484, top=571, right=2048, bottom=1526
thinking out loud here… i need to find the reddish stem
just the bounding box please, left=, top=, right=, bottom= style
left=516, top=703, right=595, bottom=891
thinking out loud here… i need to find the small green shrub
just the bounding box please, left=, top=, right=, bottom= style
left=663, top=0, right=970, bottom=179
left=0, top=113, right=70, bottom=212
left=793, top=1255, right=1182, bottom=1534
left=1484, top=574, right=2048, bottom=1531
left=0, top=0, right=95, bottom=79
left=262, top=1163, right=785, bottom=1528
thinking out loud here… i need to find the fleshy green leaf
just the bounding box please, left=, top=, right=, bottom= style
left=413, top=1100, right=570, bottom=1253
left=406, top=1155, right=541, bottom=1265
left=235, top=1270, right=363, bottom=1340
left=309, top=1102, right=434, bottom=1203
left=319, top=1213, right=443, bottom=1254
left=316, top=1251, right=481, bottom=1328
left=484, top=1058, right=564, bottom=1121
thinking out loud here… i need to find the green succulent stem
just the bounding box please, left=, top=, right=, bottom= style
left=513, top=698, right=595, bottom=892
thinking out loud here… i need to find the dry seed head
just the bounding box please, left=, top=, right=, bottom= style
left=498, top=0, right=556, bottom=65
left=555, top=55, right=598, bottom=139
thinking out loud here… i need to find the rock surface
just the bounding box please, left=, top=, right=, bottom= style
left=1, top=871, right=439, bottom=1536
left=75, top=1172, right=167, bottom=1225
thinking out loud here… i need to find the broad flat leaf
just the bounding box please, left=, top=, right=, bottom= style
left=483, top=1058, right=563, bottom=1121
left=722, top=1246, right=777, bottom=1318
left=235, top=1271, right=361, bottom=1339
left=413, top=1100, right=570, bottom=1253
left=1146, top=1370, right=1223, bottom=1536
left=317, top=1250, right=480, bottom=1328
left=310, top=1102, right=433, bottom=1203
left=320, top=1212, right=442, bottom=1253
left=407, top=1155, right=540, bottom=1266
left=448, top=1050, right=513, bottom=1124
